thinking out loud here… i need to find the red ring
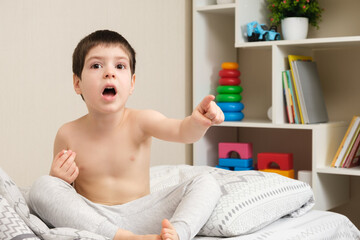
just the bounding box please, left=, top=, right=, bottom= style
left=219, top=69, right=241, bottom=78
left=219, top=78, right=241, bottom=86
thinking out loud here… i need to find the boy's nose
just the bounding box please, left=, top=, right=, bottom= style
left=103, top=65, right=116, bottom=79
left=104, top=68, right=116, bottom=79
left=105, top=73, right=115, bottom=78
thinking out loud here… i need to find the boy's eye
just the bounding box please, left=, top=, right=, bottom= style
left=116, top=64, right=126, bottom=70
left=91, top=63, right=102, bottom=69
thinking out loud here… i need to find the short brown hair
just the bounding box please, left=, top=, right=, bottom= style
left=72, top=30, right=136, bottom=78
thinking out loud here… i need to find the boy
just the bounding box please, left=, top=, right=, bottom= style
left=29, top=30, right=224, bottom=240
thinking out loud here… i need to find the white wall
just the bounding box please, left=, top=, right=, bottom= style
left=0, top=0, right=192, bottom=186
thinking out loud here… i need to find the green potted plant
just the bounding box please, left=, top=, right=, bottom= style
left=266, top=0, right=324, bottom=40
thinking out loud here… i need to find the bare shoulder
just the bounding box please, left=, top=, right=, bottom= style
left=125, top=108, right=156, bottom=120
left=127, top=108, right=164, bottom=124
left=125, top=108, right=165, bottom=134
left=54, top=116, right=86, bottom=151
left=56, top=116, right=85, bottom=137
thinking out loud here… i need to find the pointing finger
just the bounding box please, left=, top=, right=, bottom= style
left=200, top=95, right=215, bottom=112
left=205, top=102, right=217, bottom=120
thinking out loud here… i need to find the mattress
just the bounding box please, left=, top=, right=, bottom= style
left=194, top=210, right=360, bottom=240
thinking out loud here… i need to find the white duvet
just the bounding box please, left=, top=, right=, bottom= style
left=194, top=210, right=360, bottom=240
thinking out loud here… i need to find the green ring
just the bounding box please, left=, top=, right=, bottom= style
left=217, top=85, right=243, bottom=94
left=216, top=94, right=242, bottom=102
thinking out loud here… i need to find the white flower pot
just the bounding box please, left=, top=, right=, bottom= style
left=281, top=17, right=309, bottom=40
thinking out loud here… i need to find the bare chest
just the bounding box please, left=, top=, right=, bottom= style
left=69, top=133, right=151, bottom=178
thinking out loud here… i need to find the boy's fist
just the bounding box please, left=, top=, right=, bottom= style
left=50, top=150, right=79, bottom=184
left=194, top=95, right=224, bottom=126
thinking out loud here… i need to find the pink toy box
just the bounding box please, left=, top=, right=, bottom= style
left=218, top=142, right=253, bottom=159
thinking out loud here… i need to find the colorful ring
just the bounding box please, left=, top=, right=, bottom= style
left=221, top=62, right=239, bottom=70
left=219, top=78, right=241, bottom=86
left=224, top=112, right=244, bottom=121
left=217, top=102, right=244, bottom=112
left=216, top=94, right=242, bottom=102
left=216, top=85, right=243, bottom=94
left=219, top=69, right=241, bottom=78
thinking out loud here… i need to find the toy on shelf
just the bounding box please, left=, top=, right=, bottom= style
left=257, top=152, right=294, bottom=178
left=216, top=142, right=254, bottom=171
left=216, top=62, right=244, bottom=121
left=246, top=21, right=281, bottom=42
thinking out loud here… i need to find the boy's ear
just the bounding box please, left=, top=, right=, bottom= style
left=129, top=74, right=136, bottom=95
left=73, top=74, right=82, bottom=95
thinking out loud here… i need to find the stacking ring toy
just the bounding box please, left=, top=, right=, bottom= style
left=221, top=62, right=239, bottom=70
left=217, top=85, right=243, bottom=94
left=216, top=94, right=242, bottom=102
left=219, top=78, right=241, bottom=86
left=224, top=112, right=244, bottom=121
left=217, top=102, right=244, bottom=112
left=219, top=69, right=241, bottom=78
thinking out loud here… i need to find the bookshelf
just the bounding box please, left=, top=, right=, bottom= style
left=193, top=0, right=360, bottom=211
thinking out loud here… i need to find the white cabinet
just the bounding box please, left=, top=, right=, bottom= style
left=193, top=0, right=360, bottom=210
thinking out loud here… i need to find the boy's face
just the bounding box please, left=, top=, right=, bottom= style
left=73, top=44, right=135, bottom=114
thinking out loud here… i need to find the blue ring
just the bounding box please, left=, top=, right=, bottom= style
left=224, top=112, right=244, bottom=121
left=217, top=102, right=244, bottom=112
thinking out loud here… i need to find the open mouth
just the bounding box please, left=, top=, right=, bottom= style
left=102, top=87, right=117, bottom=97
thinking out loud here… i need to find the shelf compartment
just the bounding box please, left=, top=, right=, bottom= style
left=312, top=173, right=349, bottom=210
left=237, top=47, right=272, bottom=122
left=194, top=126, right=312, bottom=178
left=193, top=3, right=236, bottom=108
left=272, top=43, right=360, bottom=124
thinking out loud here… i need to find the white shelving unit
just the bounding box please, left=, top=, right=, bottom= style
left=193, top=0, right=360, bottom=210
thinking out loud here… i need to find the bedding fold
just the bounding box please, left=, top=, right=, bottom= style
left=150, top=165, right=315, bottom=237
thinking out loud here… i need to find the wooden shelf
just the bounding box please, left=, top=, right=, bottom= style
left=317, top=166, right=360, bottom=176
left=217, top=120, right=347, bottom=130
left=193, top=0, right=360, bottom=211
left=236, top=36, right=360, bottom=49
left=196, top=3, right=235, bottom=15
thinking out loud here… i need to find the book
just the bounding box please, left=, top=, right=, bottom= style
left=292, top=61, right=328, bottom=124
left=282, top=71, right=294, bottom=123
left=286, top=70, right=300, bottom=124
left=347, top=148, right=360, bottom=168
left=343, top=132, right=360, bottom=168
left=340, top=123, right=360, bottom=167
left=331, top=116, right=359, bottom=167
left=333, top=116, right=360, bottom=168
left=287, top=85, right=295, bottom=123
left=288, top=55, right=313, bottom=124
left=292, top=61, right=309, bottom=123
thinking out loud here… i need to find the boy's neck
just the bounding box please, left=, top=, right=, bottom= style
left=85, top=108, right=127, bottom=132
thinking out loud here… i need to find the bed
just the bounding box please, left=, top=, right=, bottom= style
left=1, top=165, right=359, bottom=240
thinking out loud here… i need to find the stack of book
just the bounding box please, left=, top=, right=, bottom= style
left=331, top=116, right=360, bottom=168
left=282, top=55, right=328, bottom=124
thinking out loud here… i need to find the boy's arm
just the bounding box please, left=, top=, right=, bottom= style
left=140, top=95, right=224, bottom=143
left=50, top=126, right=79, bottom=184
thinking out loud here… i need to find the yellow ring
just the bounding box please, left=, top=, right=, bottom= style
left=221, top=62, right=239, bottom=70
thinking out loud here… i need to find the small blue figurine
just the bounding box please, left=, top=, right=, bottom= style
left=247, top=21, right=281, bottom=42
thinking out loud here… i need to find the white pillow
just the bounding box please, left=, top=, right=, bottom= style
left=0, top=195, right=40, bottom=240
left=0, top=167, right=109, bottom=240
left=150, top=165, right=315, bottom=237
left=0, top=167, right=49, bottom=236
